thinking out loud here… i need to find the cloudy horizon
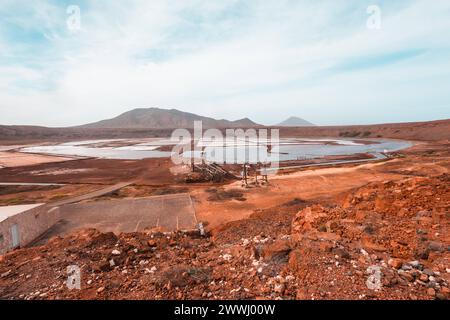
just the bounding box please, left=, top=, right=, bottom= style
left=1, top=0, right=450, bottom=127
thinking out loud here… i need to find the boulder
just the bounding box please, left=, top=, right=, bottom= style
left=288, top=249, right=303, bottom=273
left=387, top=258, right=403, bottom=269
left=147, top=239, right=157, bottom=247
left=361, top=236, right=387, bottom=252
left=292, top=205, right=328, bottom=232
left=262, top=240, right=291, bottom=263
left=332, top=248, right=351, bottom=259
left=156, top=266, right=211, bottom=288
left=316, top=232, right=341, bottom=242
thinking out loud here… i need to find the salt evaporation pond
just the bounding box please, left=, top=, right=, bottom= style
left=19, top=138, right=412, bottom=163
left=20, top=139, right=173, bottom=160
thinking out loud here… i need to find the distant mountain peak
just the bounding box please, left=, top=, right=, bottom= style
left=80, top=107, right=260, bottom=129
left=277, top=116, right=315, bottom=127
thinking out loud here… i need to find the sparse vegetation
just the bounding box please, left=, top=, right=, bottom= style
left=283, top=198, right=306, bottom=206
left=0, top=185, right=60, bottom=196
left=206, top=188, right=246, bottom=202
left=339, top=131, right=361, bottom=137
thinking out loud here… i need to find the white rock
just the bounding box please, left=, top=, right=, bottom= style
left=274, top=283, right=285, bottom=293
left=285, top=275, right=295, bottom=282
left=1, top=270, right=12, bottom=278
left=111, top=249, right=121, bottom=255
left=360, top=249, right=369, bottom=256
left=366, top=265, right=382, bottom=290
left=221, top=254, right=232, bottom=261
left=408, top=260, right=420, bottom=267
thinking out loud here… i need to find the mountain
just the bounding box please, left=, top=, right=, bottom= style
left=1, top=119, right=449, bottom=141
left=79, top=108, right=260, bottom=129
left=276, top=116, right=315, bottom=127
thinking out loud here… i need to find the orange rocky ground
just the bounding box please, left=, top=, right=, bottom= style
left=0, top=140, right=448, bottom=300
left=192, top=141, right=449, bottom=228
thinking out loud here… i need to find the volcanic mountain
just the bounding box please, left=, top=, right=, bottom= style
left=80, top=108, right=259, bottom=129
left=277, top=116, right=315, bottom=127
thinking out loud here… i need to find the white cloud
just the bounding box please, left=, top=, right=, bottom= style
left=0, top=0, right=449, bottom=126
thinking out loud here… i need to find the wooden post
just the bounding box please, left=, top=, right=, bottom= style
left=191, top=139, right=195, bottom=172
left=243, top=163, right=248, bottom=186
left=261, top=164, right=268, bottom=183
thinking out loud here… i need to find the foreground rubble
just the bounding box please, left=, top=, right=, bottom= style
left=0, top=170, right=449, bottom=300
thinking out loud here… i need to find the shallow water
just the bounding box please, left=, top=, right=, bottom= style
left=183, top=138, right=412, bottom=164
left=19, top=138, right=412, bottom=163
left=277, top=139, right=412, bottom=161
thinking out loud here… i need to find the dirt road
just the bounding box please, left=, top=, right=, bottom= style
left=50, top=181, right=135, bottom=206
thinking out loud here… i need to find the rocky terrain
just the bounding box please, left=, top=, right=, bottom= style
left=1, top=168, right=448, bottom=300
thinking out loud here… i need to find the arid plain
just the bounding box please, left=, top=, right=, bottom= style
left=0, top=118, right=449, bottom=300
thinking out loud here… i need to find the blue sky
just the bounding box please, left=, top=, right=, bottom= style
left=0, top=0, right=449, bottom=126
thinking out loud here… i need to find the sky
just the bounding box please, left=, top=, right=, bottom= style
left=0, top=0, right=449, bottom=127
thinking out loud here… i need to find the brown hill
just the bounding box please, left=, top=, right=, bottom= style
left=79, top=108, right=259, bottom=129
left=277, top=118, right=450, bottom=141
left=0, top=118, right=449, bottom=142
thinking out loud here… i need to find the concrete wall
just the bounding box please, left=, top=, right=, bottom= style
left=0, top=205, right=60, bottom=255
